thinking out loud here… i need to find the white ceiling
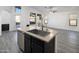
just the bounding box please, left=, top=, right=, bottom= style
left=29, top=6, right=79, bottom=13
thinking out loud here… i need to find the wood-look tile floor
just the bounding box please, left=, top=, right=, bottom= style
left=0, top=29, right=79, bottom=53
left=0, top=31, right=20, bottom=53
left=56, top=29, right=79, bottom=53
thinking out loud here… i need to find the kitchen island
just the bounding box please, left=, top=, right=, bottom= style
left=18, top=28, right=57, bottom=53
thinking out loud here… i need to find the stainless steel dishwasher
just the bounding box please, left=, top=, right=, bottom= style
left=18, top=31, right=24, bottom=52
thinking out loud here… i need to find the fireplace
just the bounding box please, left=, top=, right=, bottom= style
left=2, top=24, right=9, bottom=31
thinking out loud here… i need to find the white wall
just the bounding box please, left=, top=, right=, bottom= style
left=0, top=6, right=16, bottom=31
left=10, top=7, right=16, bottom=31
left=20, top=6, right=44, bottom=31
left=20, top=7, right=29, bottom=31
left=47, top=11, right=79, bottom=32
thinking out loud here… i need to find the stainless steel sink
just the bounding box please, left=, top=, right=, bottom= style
left=28, top=29, right=50, bottom=37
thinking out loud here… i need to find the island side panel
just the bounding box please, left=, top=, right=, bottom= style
left=44, top=36, right=55, bottom=53
left=18, top=31, right=25, bottom=52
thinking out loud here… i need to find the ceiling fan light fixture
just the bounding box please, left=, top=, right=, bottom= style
left=45, top=6, right=57, bottom=13
left=44, top=6, right=53, bottom=9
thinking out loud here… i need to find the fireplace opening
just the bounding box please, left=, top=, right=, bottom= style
left=2, top=24, right=9, bottom=31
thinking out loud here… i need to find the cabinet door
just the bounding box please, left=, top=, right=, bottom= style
left=31, top=37, right=44, bottom=53
left=24, top=33, right=31, bottom=53
left=31, top=42, right=44, bottom=53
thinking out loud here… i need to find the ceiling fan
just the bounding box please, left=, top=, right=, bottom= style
left=44, top=6, right=57, bottom=13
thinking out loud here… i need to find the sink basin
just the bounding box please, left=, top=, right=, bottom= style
left=28, top=29, right=50, bottom=37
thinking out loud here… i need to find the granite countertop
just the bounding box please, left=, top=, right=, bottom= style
left=18, top=28, right=58, bottom=43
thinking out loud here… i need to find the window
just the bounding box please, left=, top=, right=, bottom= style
left=15, top=6, right=21, bottom=14
left=15, top=6, right=21, bottom=29
left=69, top=14, right=77, bottom=26
left=16, top=15, right=21, bottom=23
left=29, top=12, right=36, bottom=25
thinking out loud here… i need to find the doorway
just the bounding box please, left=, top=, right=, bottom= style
left=15, top=6, right=21, bottom=29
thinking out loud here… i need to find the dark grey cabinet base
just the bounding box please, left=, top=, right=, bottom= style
left=24, top=33, right=55, bottom=53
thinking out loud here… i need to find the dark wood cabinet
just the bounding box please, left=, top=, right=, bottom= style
left=31, top=37, right=44, bottom=53
left=24, top=33, right=55, bottom=53
left=31, top=42, right=44, bottom=53
left=24, top=33, right=31, bottom=53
